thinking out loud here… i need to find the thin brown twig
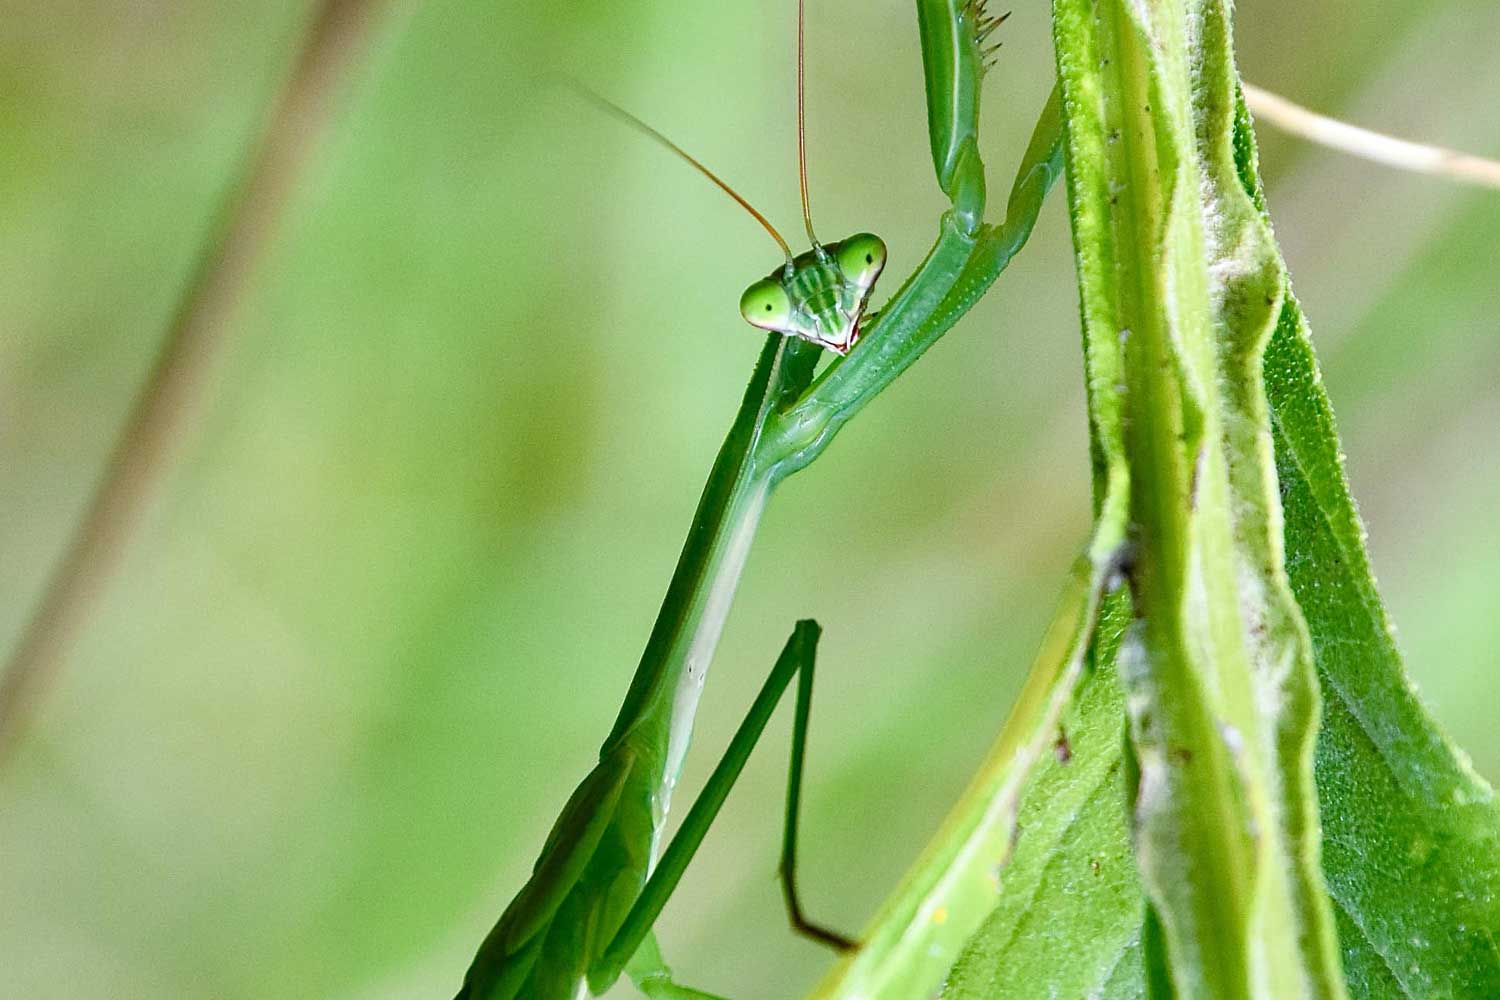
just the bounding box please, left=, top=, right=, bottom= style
left=0, top=0, right=394, bottom=761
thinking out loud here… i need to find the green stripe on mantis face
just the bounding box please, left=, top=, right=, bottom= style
left=739, top=232, right=887, bottom=355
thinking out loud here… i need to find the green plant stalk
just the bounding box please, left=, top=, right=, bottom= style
left=865, top=28, right=1500, bottom=1000
left=1052, top=0, right=1347, bottom=996
left=926, top=87, right=1500, bottom=1000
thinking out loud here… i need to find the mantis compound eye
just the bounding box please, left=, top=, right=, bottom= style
left=834, top=233, right=887, bottom=293
left=740, top=278, right=794, bottom=331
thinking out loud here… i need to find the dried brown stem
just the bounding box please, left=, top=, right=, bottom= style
left=1244, top=82, right=1500, bottom=190
left=0, top=0, right=395, bottom=760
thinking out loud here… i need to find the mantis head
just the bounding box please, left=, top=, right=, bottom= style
left=580, top=0, right=887, bottom=357
left=739, top=233, right=887, bottom=355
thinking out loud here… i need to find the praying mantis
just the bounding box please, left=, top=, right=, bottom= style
left=455, top=2, right=1091, bottom=997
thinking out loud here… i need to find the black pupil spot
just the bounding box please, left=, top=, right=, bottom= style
left=865, top=253, right=874, bottom=263
left=765, top=304, right=772, bottom=311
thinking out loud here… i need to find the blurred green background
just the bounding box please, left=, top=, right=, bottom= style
left=2, top=1, right=1497, bottom=997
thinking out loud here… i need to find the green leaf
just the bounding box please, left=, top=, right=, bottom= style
left=1267, top=299, right=1500, bottom=998
left=942, top=288, right=1500, bottom=998
left=940, top=42, right=1500, bottom=1000
left=939, top=597, right=1146, bottom=1000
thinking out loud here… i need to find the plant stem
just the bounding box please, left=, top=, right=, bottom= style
left=1052, top=0, right=1349, bottom=995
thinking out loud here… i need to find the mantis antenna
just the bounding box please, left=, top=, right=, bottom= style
left=797, top=0, right=820, bottom=248
left=572, top=84, right=796, bottom=263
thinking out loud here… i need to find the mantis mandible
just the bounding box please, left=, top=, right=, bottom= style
left=458, top=2, right=1072, bottom=997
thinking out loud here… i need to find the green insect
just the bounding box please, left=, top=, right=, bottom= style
left=458, top=6, right=881, bottom=1000
left=738, top=5, right=886, bottom=356
left=456, top=0, right=1049, bottom=996
left=575, top=23, right=889, bottom=357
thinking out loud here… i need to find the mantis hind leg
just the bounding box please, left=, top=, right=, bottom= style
left=587, top=621, right=854, bottom=996
left=778, top=623, right=857, bottom=953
